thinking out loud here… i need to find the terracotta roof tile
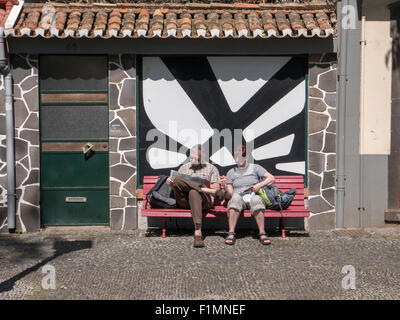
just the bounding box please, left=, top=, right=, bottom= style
left=5, top=2, right=336, bottom=39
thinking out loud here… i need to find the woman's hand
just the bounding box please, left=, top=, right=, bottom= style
left=166, top=178, right=174, bottom=185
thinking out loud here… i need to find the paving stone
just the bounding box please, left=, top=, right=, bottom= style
left=1, top=225, right=400, bottom=300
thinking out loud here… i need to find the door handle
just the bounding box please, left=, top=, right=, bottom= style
left=82, top=143, right=94, bottom=155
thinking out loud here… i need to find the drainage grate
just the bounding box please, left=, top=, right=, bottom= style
left=332, top=229, right=372, bottom=238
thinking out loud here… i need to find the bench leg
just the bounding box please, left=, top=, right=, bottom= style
left=162, top=217, right=166, bottom=238
left=279, top=217, right=287, bottom=239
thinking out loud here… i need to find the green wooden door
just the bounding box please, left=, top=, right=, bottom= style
left=40, top=55, right=109, bottom=226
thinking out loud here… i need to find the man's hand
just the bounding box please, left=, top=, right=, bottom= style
left=220, top=175, right=227, bottom=187
left=252, top=183, right=262, bottom=193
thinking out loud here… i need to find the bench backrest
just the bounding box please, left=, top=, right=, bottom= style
left=142, top=175, right=307, bottom=207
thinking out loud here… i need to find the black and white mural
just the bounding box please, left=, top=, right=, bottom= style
left=138, top=56, right=307, bottom=183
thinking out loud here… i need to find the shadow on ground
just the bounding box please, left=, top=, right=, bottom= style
left=0, top=238, right=92, bottom=294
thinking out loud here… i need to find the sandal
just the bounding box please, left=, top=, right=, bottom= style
left=225, top=232, right=236, bottom=245
left=193, top=235, right=205, bottom=248
left=258, top=232, right=271, bottom=245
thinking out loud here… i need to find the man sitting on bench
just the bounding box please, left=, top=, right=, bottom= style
left=167, top=144, right=223, bottom=248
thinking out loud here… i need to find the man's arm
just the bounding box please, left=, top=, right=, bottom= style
left=225, top=183, right=234, bottom=200
left=253, top=171, right=275, bottom=192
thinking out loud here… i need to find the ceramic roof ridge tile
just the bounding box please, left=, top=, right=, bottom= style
left=9, top=2, right=336, bottom=40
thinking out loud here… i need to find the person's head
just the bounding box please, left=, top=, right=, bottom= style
left=232, top=145, right=248, bottom=167
left=189, top=144, right=202, bottom=166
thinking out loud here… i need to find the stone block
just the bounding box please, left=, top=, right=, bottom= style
left=319, top=70, right=337, bottom=92
left=307, top=211, right=335, bottom=230
left=309, top=196, right=334, bottom=214
left=110, top=164, right=136, bottom=182
left=322, top=133, right=336, bottom=153
left=20, top=203, right=40, bottom=232
left=309, top=112, right=329, bottom=134
left=309, top=151, right=325, bottom=174
left=110, top=209, right=123, bottom=230
left=309, top=132, right=324, bottom=152
left=309, top=98, right=327, bottom=112
left=308, top=171, right=322, bottom=196
left=119, top=79, right=136, bottom=107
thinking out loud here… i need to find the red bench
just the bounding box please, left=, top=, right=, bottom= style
left=140, top=175, right=310, bottom=238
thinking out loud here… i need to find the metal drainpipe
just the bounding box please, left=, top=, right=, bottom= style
left=336, top=0, right=349, bottom=229
left=0, top=27, right=16, bottom=233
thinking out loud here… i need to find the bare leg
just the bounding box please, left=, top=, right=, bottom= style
left=228, top=209, right=240, bottom=233
left=225, top=208, right=240, bottom=244
left=253, top=209, right=269, bottom=242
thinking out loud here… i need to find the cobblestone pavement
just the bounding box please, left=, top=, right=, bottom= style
left=0, top=224, right=399, bottom=300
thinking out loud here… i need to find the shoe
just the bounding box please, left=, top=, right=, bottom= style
left=225, top=232, right=236, bottom=245
left=193, top=235, right=205, bottom=248
left=258, top=232, right=271, bottom=245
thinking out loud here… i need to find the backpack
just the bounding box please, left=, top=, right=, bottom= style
left=257, top=185, right=296, bottom=211
left=145, top=175, right=176, bottom=209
